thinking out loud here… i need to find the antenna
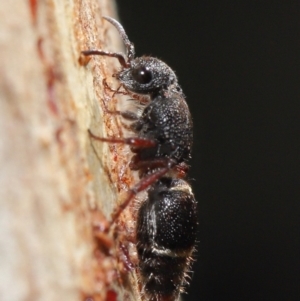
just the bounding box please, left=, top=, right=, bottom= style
left=103, top=16, right=135, bottom=62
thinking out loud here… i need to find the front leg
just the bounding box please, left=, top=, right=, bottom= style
left=103, top=78, right=150, bottom=105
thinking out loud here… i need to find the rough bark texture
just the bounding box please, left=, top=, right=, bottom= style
left=0, top=1, right=137, bottom=300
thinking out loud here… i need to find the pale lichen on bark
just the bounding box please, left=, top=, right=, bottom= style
left=0, top=0, right=137, bottom=300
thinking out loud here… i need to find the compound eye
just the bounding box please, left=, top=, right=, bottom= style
left=132, top=66, right=153, bottom=84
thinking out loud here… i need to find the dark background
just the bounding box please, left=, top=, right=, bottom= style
left=116, top=1, right=300, bottom=301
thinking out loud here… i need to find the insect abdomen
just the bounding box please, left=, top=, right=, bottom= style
left=136, top=178, right=197, bottom=301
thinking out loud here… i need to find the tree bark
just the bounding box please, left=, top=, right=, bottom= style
left=0, top=0, right=137, bottom=300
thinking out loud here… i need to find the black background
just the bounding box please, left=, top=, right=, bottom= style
left=116, top=1, right=300, bottom=301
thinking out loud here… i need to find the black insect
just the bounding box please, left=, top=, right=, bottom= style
left=82, top=16, right=197, bottom=301
left=82, top=16, right=193, bottom=223
left=137, top=177, right=197, bottom=301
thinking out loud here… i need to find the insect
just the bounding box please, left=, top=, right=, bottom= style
left=82, top=16, right=197, bottom=301
left=82, top=16, right=193, bottom=225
